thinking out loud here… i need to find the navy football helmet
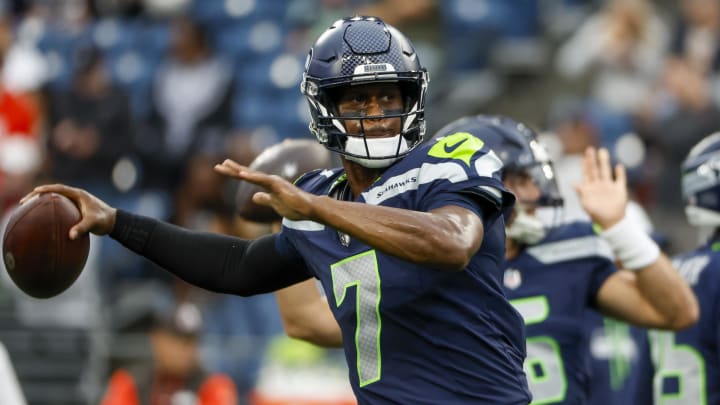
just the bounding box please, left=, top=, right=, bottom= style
left=434, top=115, right=563, bottom=244
left=682, top=132, right=720, bottom=227
left=300, top=16, right=429, bottom=168
left=434, top=115, right=563, bottom=207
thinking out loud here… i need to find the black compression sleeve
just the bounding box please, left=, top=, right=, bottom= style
left=110, top=210, right=312, bottom=295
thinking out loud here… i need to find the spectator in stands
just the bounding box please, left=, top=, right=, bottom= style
left=101, top=301, right=238, bottom=405
left=670, top=0, right=720, bottom=75
left=138, top=15, right=234, bottom=227
left=555, top=0, right=668, bottom=115
left=0, top=40, right=42, bottom=214
left=45, top=46, right=134, bottom=195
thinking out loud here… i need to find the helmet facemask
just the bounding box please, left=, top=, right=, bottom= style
left=300, top=17, right=429, bottom=168
left=504, top=153, right=564, bottom=245
left=682, top=155, right=720, bottom=228
left=303, top=72, right=428, bottom=168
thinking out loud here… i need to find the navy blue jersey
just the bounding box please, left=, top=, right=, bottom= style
left=644, top=238, right=720, bottom=405
left=586, top=313, right=652, bottom=405
left=504, top=222, right=616, bottom=404
left=276, top=133, right=531, bottom=404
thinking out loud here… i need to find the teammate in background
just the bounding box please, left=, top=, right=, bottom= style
left=233, top=139, right=343, bottom=349
left=435, top=115, right=697, bottom=405
left=22, top=17, right=532, bottom=404
left=234, top=139, right=352, bottom=404
left=640, top=132, right=720, bottom=405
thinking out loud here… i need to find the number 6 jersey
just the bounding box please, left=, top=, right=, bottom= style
left=275, top=134, right=532, bottom=404
left=645, top=237, right=720, bottom=405
left=503, top=222, right=616, bottom=404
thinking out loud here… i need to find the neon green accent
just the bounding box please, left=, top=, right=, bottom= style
left=428, top=132, right=485, bottom=166
left=603, top=318, right=632, bottom=391
left=526, top=336, right=567, bottom=405
left=266, top=335, right=326, bottom=366
left=331, top=250, right=382, bottom=387
left=329, top=173, right=348, bottom=190
left=660, top=345, right=706, bottom=404
left=592, top=223, right=603, bottom=235
left=510, top=295, right=550, bottom=325
left=712, top=241, right=720, bottom=252
left=650, top=330, right=707, bottom=405
left=510, top=296, right=567, bottom=403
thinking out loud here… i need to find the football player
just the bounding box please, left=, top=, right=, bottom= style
left=232, top=114, right=699, bottom=404
left=434, top=115, right=697, bottom=404
left=640, top=132, right=720, bottom=405
left=23, top=17, right=532, bottom=404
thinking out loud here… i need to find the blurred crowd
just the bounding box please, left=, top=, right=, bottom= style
left=0, top=0, right=716, bottom=404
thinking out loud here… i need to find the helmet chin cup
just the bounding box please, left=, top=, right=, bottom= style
left=344, top=134, right=409, bottom=168
left=507, top=206, right=547, bottom=245
left=685, top=205, right=720, bottom=228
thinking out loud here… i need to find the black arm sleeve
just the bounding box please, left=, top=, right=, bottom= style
left=110, top=210, right=313, bottom=295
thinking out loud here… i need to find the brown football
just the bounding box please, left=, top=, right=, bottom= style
left=236, top=139, right=334, bottom=223
left=2, top=192, right=90, bottom=299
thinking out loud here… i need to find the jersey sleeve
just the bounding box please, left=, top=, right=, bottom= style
left=418, top=139, right=515, bottom=221
left=711, top=263, right=720, bottom=363
left=582, top=221, right=616, bottom=308
left=551, top=222, right=617, bottom=309
left=587, top=259, right=616, bottom=308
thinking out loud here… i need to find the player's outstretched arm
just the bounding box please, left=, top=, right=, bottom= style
left=215, top=159, right=485, bottom=271
left=275, top=279, right=343, bottom=348
left=20, top=184, right=314, bottom=296
left=575, top=148, right=699, bottom=330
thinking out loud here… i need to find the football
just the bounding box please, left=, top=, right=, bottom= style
left=236, top=139, right=333, bottom=223
left=2, top=192, right=90, bottom=299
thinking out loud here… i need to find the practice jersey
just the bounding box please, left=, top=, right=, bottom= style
left=504, top=222, right=616, bottom=404
left=276, top=133, right=531, bottom=404
left=645, top=238, right=720, bottom=405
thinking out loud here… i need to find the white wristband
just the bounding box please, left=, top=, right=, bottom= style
left=599, top=216, right=661, bottom=271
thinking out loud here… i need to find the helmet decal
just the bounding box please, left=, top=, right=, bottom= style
left=428, top=132, right=486, bottom=167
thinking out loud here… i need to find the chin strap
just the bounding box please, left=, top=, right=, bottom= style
left=507, top=205, right=547, bottom=245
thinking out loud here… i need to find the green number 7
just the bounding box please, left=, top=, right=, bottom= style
left=332, top=250, right=382, bottom=386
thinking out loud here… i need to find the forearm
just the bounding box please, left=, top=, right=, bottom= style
left=633, top=254, right=699, bottom=330
left=275, top=279, right=343, bottom=348
left=309, top=196, right=482, bottom=271
left=599, top=216, right=699, bottom=329
left=110, top=210, right=311, bottom=295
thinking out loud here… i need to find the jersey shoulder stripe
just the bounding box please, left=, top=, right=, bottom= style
left=528, top=222, right=614, bottom=264
left=281, top=218, right=325, bottom=232
left=360, top=134, right=509, bottom=207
